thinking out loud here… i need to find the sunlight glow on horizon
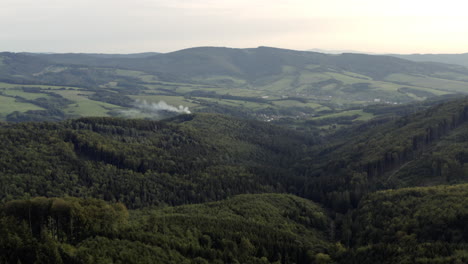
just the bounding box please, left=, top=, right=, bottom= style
left=1, top=0, right=468, bottom=54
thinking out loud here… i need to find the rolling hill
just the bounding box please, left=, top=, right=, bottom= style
left=295, top=96, right=468, bottom=213
left=32, top=47, right=468, bottom=80
left=0, top=114, right=315, bottom=207
left=2, top=97, right=468, bottom=262
left=392, top=53, right=468, bottom=68
left=0, top=194, right=334, bottom=264
left=344, top=184, right=468, bottom=264
left=2, top=47, right=468, bottom=124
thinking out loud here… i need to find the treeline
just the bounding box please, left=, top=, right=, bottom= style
left=295, top=97, right=468, bottom=213
left=6, top=89, right=74, bottom=122
left=0, top=197, right=128, bottom=264
left=2, top=98, right=468, bottom=262
left=3, top=183, right=468, bottom=263
left=0, top=114, right=315, bottom=208
left=337, top=184, right=468, bottom=263
left=3, top=97, right=468, bottom=213
left=0, top=194, right=337, bottom=264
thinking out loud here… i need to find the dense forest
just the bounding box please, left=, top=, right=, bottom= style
left=343, top=184, right=468, bottom=264
left=0, top=194, right=335, bottom=264
left=2, top=97, right=468, bottom=263
left=0, top=114, right=314, bottom=207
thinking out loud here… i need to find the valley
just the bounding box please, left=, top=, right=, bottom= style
left=1, top=47, right=468, bottom=263
left=2, top=47, right=468, bottom=128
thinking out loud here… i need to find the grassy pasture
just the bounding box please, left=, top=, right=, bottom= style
left=51, top=90, right=119, bottom=117
left=310, top=109, right=374, bottom=121
left=0, top=82, right=82, bottom=90
left=2, top=89, right=51, bottom=100
left=0, top=95, right=44, bottom=119
left=386, top=74, right=468, bottom=93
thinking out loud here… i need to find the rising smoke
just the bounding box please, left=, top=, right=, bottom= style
left=120, top=99, right=191, bottom=119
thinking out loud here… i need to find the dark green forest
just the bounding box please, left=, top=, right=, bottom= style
left=0, top=194, right=334, bottom=264
left=2, top=95, right=468, bottom=263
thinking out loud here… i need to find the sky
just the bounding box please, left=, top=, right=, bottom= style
left=1, top=0, right=468, bottom=54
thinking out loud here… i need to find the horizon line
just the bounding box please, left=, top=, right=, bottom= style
left=1, top=46, right=468, bottom=56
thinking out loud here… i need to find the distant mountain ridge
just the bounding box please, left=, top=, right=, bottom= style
left=306, top=49, right=468, bottom=69
left=390, top=53, right=468, bottom=68
left=28, top=46, right=468, bottom=80
left=308, top=48, right=378, bottom=54
left=3, top=46, right=468, bottom=123
left=22, top=52, right=160, bottom=65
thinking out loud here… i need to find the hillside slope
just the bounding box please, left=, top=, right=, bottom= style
left=0, top=114, right=314, bottom=207
left=4, top=97, right=468, bottom=212
left=297, top=96, right=468, bottom=212
left=392, top=53, right=468, bottom=68
left=2, top=47, right=468, bottom=123
left=3, top=98, right=468, bottom=262
left=0, top=194, right=334, bottom=264
left=34, top=47, right=468, bottom=80
left=340, top=184, right=468, bottom=264
left=27, top=47, right=468, bottom=105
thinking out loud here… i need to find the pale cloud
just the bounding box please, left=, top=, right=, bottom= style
left=1, top=0, right=468, bottom=53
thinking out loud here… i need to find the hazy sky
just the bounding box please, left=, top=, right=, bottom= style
left=2, top=0, right=468, bottom=54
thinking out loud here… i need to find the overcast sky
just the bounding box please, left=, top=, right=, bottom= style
left=1, top=0, right=468, bottom=54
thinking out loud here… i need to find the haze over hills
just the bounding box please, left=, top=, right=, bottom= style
left=30, top=46, right=468, bottom=81
left=3, top=46, right=468, bottom=263
left=308, top=48, right=377, bottom=54
left=4, top=0, right=468, bottom=261
left=2, top=46, right=468, bottom=126
left=20, top=52, right=160, bottom=65
left=309, top=49, right=468, bottom=69
left=308, top=49, right=468, bottom=69
left=391, top=52, right=468, bottom=68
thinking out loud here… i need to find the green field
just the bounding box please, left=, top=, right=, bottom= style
left=2, top=89, right=51, bottom=100
left=386, top=74, right=468, bottom=93
left=114, top=69, right=145, bottom=77
left=195, top=75, right=247, bottom=86
left=432, top=71, right=468, bottom=82
left=53, top=90, right=120, bottom=117
left=0, top=82, right=82, bottom=90
left=195, top=97, right=270, bottom=110
left=272, top=99, right=329, bottom=110
left=0, top=95, right=44, bottom=120
left=0, top=68, right=454, bottom=125
left=297, top=72, right=330, bottom=84
left=325, top=72, right=370, bottom=84
left=310, top=109, right=374, bottom=121
left=256, top=76, right=295, bottom=92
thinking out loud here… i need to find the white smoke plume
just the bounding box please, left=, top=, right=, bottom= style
left=135, top=100, right=191, bottom=114
left=120, top=99, right=191, bottom=119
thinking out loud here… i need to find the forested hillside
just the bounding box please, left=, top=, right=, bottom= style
left=0, top=194, right=335, bottom=264
left=392, top=53, right=468, bottom=68
left=0, top=114, right=314, bottom=207
left=341, top=184, right=468, bottom=264
left=2, top=98, right=468, bottom=211
left=2, top=96, right=468, bottom=263
left=32, top=47, right=468, bottom=81
left=296, top=96, right=468, bottom=212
